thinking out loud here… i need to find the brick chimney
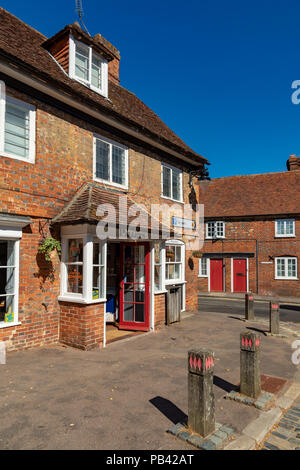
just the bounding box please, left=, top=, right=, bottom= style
left=93, top=33, right=120, bottom=85
left=287, top=155, right=300, bottom=171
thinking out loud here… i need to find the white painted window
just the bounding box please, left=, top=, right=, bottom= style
left=93, top=135, right=128, bottom=189
left=275, top=219, right=295, bottom=237
left=206, top=221, right=225, bottom=239
left=0, top=81, right=36, bottom=163
left=69, top=37, right=108, bottom=98
left=60, top=225, right=107, bottom=303
left=198, top=257, right=208, bottom=277
left=275, top=257, right=298, bottom=280
left=154, top=242, right=165, bottom=292
left=165, top=241, right=184, bottom=283
left=161, top=163, right=183, bottom=202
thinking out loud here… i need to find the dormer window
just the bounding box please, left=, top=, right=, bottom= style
left=69, top=36, right=108, bottom=97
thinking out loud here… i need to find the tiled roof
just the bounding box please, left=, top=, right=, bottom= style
left=199, top=170, right=300, bottom=218
left=52, top=182, right=176, bottom=236
left=0, top=8, right=207, bottom=165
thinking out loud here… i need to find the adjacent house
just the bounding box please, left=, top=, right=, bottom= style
left=198, top=155, right=300, bottom=299
left=0, top=9, right=207, bottom=351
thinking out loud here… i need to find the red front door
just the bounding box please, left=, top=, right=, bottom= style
left=119, top=242, right=150, bottom=331
left=210, top=259, right=224, bottom=292
left=233, top=258, right=247, bottom=293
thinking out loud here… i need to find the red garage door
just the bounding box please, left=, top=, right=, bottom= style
left=233, top=259, right=247, bottom=293
left=210, top=259, right=224, bottom=292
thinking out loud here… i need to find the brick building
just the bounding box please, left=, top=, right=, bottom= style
left=0, top=9, right=207, bottom=351
left=198, top=156, right=300, bottom=299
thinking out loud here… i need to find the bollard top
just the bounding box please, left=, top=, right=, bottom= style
left=240, top=331, right=260, bottom=352
left=269, top=300, right=279, bottom=310
left=245, top=292, right=254, bottom=301
left=188, top=348, right=214, bottom=375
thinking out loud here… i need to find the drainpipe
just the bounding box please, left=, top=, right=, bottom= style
left=256, top=240, right=259, bottom=295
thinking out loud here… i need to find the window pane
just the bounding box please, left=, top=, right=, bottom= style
left=154, top=264, right=162, bottom=291
left=75, top=43, right=89, bottom=81
left=167, top=263, right=180, bottom=280
left=172, top=169, right=181, bottom=201
left=200, top=258, right=207, bottom=276
left=207, top=222, right=215, bottom=238
left=288, top=259, right=296, bottom=277
left=68, top=239, right=83, bottom=263
left=286, top=220, right=294, bottom=235
left=175, top=246, right=181, bottom=262
left=92, top=53, right=102, bottom=89
left=5, top=101, right=29, bottom=158
left=163, top=166, right=171, bottom=198
left=93, top=266, right=104, bottom=299
left=67, top=265, right=83, bottom=294
left=277, top=259, right=285, bottom=277
left=154, top=242, right=161, bottom=264
left=95, top=140, right=110, bottom=181
left=166, top=245, right=175, bottom=262
left=93, top=242, right=103, bottom=265
left=0, top=295, right=14, bottom=323
left=276, top=220, right=284, bottom=235
left=112, top=145, right=126, bottom=185
left=0, top=240, right=16, bottom=322
left=216, top=222, right=224, bottom=237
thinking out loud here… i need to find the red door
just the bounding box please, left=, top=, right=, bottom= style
left=119, top=242, right=150, bottom=331
left=233, top=259, right=247, bottom=293
left=210, top=259, right=224, bottom=292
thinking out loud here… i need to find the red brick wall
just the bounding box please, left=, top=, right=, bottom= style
left=0, top=218, right=60, bottom=351
left=199, top=219, right=300, bottom=298
left=154, top=293, right=166, bottom=328
left=59, top=302, right=105, bottom=350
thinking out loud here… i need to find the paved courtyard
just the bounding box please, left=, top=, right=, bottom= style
left=0, top=310, right=298, bottom=450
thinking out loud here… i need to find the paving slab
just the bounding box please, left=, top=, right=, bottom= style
left=0, top=310, right=297, bottom=450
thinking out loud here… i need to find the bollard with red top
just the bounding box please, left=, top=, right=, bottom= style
left=188, top=348, right=215, bottom=437
left=269, top=301, right=280, bottom=335
left=245, top=292, right=254, bottom=321
left=240, top=331, right=261, bottom=398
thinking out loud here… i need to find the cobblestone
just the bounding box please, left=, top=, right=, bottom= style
left=261, top=396, right=300, bottom=450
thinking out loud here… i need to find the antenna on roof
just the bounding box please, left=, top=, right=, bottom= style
left=75, top=0, right=90, bottom=36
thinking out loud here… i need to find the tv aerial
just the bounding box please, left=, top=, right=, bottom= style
left=75, top=0, right=90, bottom=36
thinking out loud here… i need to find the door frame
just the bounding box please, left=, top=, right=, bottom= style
left=119, top=241, right=150, bottom=331
left=208, top=257, right=225, bottom=293
left=231, top=257, right=249, bottom=293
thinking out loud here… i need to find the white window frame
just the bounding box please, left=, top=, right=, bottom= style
left=0, top=227, right=22, bottom=329
left=153, top=241, right=166, bottom=293
left=93, top=134, right=128, bottom=189
left=165, top=240, right=185, bottom=285
left=69, top=36, right=108, bottom=98
left=275, top=257, right=298, bottom=280
left=206, top=221, right=225, bottom=239
left=59, top=225, right=107, bottom=304
left=198, top=257, right=208, bottom=277
left=0, top=81, right=36, bottom=164
left=161, top=163, right=183, bottom=203
left=275, top=219, right=295, bottom=238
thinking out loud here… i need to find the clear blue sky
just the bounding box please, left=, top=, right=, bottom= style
left=2, top=0, right=300, bottom=178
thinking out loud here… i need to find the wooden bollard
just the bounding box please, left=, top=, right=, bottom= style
left=269, top=301, right=280, bottom=335
left=188, top=348, right=215, bottom=437
left=240, top=331, right=261, bottom=398
left=245, top=292, right=254, bottom=321
left=0, top=341, right=6, bottom=364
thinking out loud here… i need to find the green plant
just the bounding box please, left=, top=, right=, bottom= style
left=38, top=237, right=61, bottom=262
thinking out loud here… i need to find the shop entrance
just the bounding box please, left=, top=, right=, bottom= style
left=119, top=242, right=150, bottom=331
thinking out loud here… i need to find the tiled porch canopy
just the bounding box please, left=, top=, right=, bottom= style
left=51, top=182, right=178, bottom=238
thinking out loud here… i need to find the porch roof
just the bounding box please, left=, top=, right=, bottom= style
left=51, top=182, right=179, bottom=238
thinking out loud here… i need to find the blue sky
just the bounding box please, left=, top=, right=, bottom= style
left=2, top=0, right=300, bottom=178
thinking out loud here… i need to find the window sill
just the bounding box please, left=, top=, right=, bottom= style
left=274, top=277, right=298, bottom=281
left=58, top=296, right=107, bottom=304
left=161, top=195, right=184, bottom=204
left=154, top=290, right=168, bottom=295
left=274, top=235, right=296, bottom=238
left=93, top=176, right=128, bottom=191
left=0, top=321, right=21, bottom=329
left=165, top=280, right=186, bottom=285
left=198, top=275, right=208, bottom=278
left=205, top=237, right=225, bottom=240
left=72, top=76, right=108, bottom=99
left=1, top=151, right=35, bottom=164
